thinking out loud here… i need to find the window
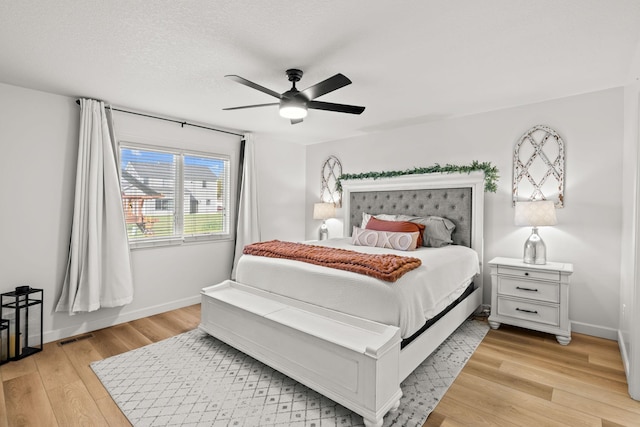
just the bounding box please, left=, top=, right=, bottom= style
left=155, top=199, right=171, bottom=211
left=120, top=145, right=230, bottom=246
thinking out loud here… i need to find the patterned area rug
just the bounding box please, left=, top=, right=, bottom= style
left=91, top=319, right=489, bottom=427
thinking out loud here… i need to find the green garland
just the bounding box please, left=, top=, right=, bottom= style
left=336, top=161, right=499, bottom=193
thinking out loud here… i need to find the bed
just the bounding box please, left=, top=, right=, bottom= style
left=200, top=171, right=485, bottom=427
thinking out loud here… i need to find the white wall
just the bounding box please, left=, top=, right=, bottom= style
left=0, top=83, right=241, bottom=343
left=306, top=88, right=624, bottom=339
left=254, top=136, right=306, bottom=242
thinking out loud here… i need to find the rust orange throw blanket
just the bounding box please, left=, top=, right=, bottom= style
left=243, top=240, right=421, bottom=282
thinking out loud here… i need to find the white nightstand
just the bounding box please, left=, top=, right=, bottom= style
left=488, top=257, right=574, bottom=345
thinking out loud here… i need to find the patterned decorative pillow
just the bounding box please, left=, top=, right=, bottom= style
left=365, top=217, right=426, bottom=247
left=351, top=226, right=420, bottom=251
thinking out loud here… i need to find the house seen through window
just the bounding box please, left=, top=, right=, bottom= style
left=119, top=146, right=230, bottom=244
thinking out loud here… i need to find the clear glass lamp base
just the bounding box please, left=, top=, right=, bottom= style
left=523, top=227, right=547, bottom=265
left=318, top=222, right=328, bottom=240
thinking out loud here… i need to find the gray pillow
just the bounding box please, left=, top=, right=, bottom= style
left=396, top=215, right=455, bottom=248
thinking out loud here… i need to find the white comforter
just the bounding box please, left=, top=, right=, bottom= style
left=235, top=238, right=480, bottom=338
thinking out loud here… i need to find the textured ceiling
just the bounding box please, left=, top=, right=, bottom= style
left=1, top=1, right=640, bottom=144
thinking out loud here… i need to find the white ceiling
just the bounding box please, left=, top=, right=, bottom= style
left=1, top=1, right=640, bottom=145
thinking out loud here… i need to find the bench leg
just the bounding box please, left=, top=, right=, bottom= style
left=363, top=417, right=383, bottom=427
left=363, top=396, right=401, bottom=427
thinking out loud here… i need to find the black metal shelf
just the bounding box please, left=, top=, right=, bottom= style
left=0, top=287, right=43, bottom=362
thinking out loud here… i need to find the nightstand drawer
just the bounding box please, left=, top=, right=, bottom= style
left=497, top=297, right=559, bottom=326
left=497, top=266, right=560, bottom=281
left=497, top=277, right=559, bottom=303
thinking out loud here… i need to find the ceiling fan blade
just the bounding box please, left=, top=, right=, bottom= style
left=222, top=103, right=279, bottom=111
left=300, top=73, right=352, bottom=100
left=308, top=100, right=365, bottom=115
left=290, top=118, right=304, bottom=125
left=225, top=75, right=282, bottom=99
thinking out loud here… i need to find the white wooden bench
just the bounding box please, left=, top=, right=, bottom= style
left=200, top=280, right=403, bottom=427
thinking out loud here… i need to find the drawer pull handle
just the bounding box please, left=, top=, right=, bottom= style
left=516, top=308, right=538, bottom=314
left=516, top=286, right=538, bottom=292
left=524, top=272, right=529, bottom=276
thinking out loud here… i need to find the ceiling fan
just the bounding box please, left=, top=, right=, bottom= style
left=223, top=69, right=365, bottom=124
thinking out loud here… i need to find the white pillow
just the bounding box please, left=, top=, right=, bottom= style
left=361, top=212, right=397, bottom=229
left=351, top=226, right=419, bottom=251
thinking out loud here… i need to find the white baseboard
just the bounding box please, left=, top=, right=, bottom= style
left=571, top=320, right=618, bottom=341
left=44, top=294, right=201, bottom=344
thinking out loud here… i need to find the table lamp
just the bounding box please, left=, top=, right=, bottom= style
left=514, top=200, right=557, bottom=265
left=313, top=202, right=335, bottom=240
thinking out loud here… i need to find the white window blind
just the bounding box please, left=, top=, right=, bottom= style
left=183, top=154, right=230, bottom=239
left=119, top=145, right=230, bottom=245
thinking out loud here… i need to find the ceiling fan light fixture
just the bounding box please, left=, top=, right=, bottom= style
left=224, top=69, right=364, bottom=124
left=279, top=99, right=308, bottom=119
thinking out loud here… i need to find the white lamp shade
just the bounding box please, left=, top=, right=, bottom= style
left=313, top=202, right=335, bottom=220
left=514, top=201, right=557, bottom=226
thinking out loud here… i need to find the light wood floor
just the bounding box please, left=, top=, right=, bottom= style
left=0, top=306, right=638, bottom=426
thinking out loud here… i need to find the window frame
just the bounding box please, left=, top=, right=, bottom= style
left=119, top=141, right=233, bottom=249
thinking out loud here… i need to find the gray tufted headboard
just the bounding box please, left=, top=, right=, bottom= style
left=340, top=172, right=485, bottom=272
left=340, top=171, right=485, bottom=297
left=349, top=187, right=472, bottom=247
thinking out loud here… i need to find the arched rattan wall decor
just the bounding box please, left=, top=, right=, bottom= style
left=320, top=155, right=342, bottom=207
left=513, top=125, right=565, bottom=207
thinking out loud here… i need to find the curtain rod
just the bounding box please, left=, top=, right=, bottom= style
left=75, top=99, right=243, bottom=137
